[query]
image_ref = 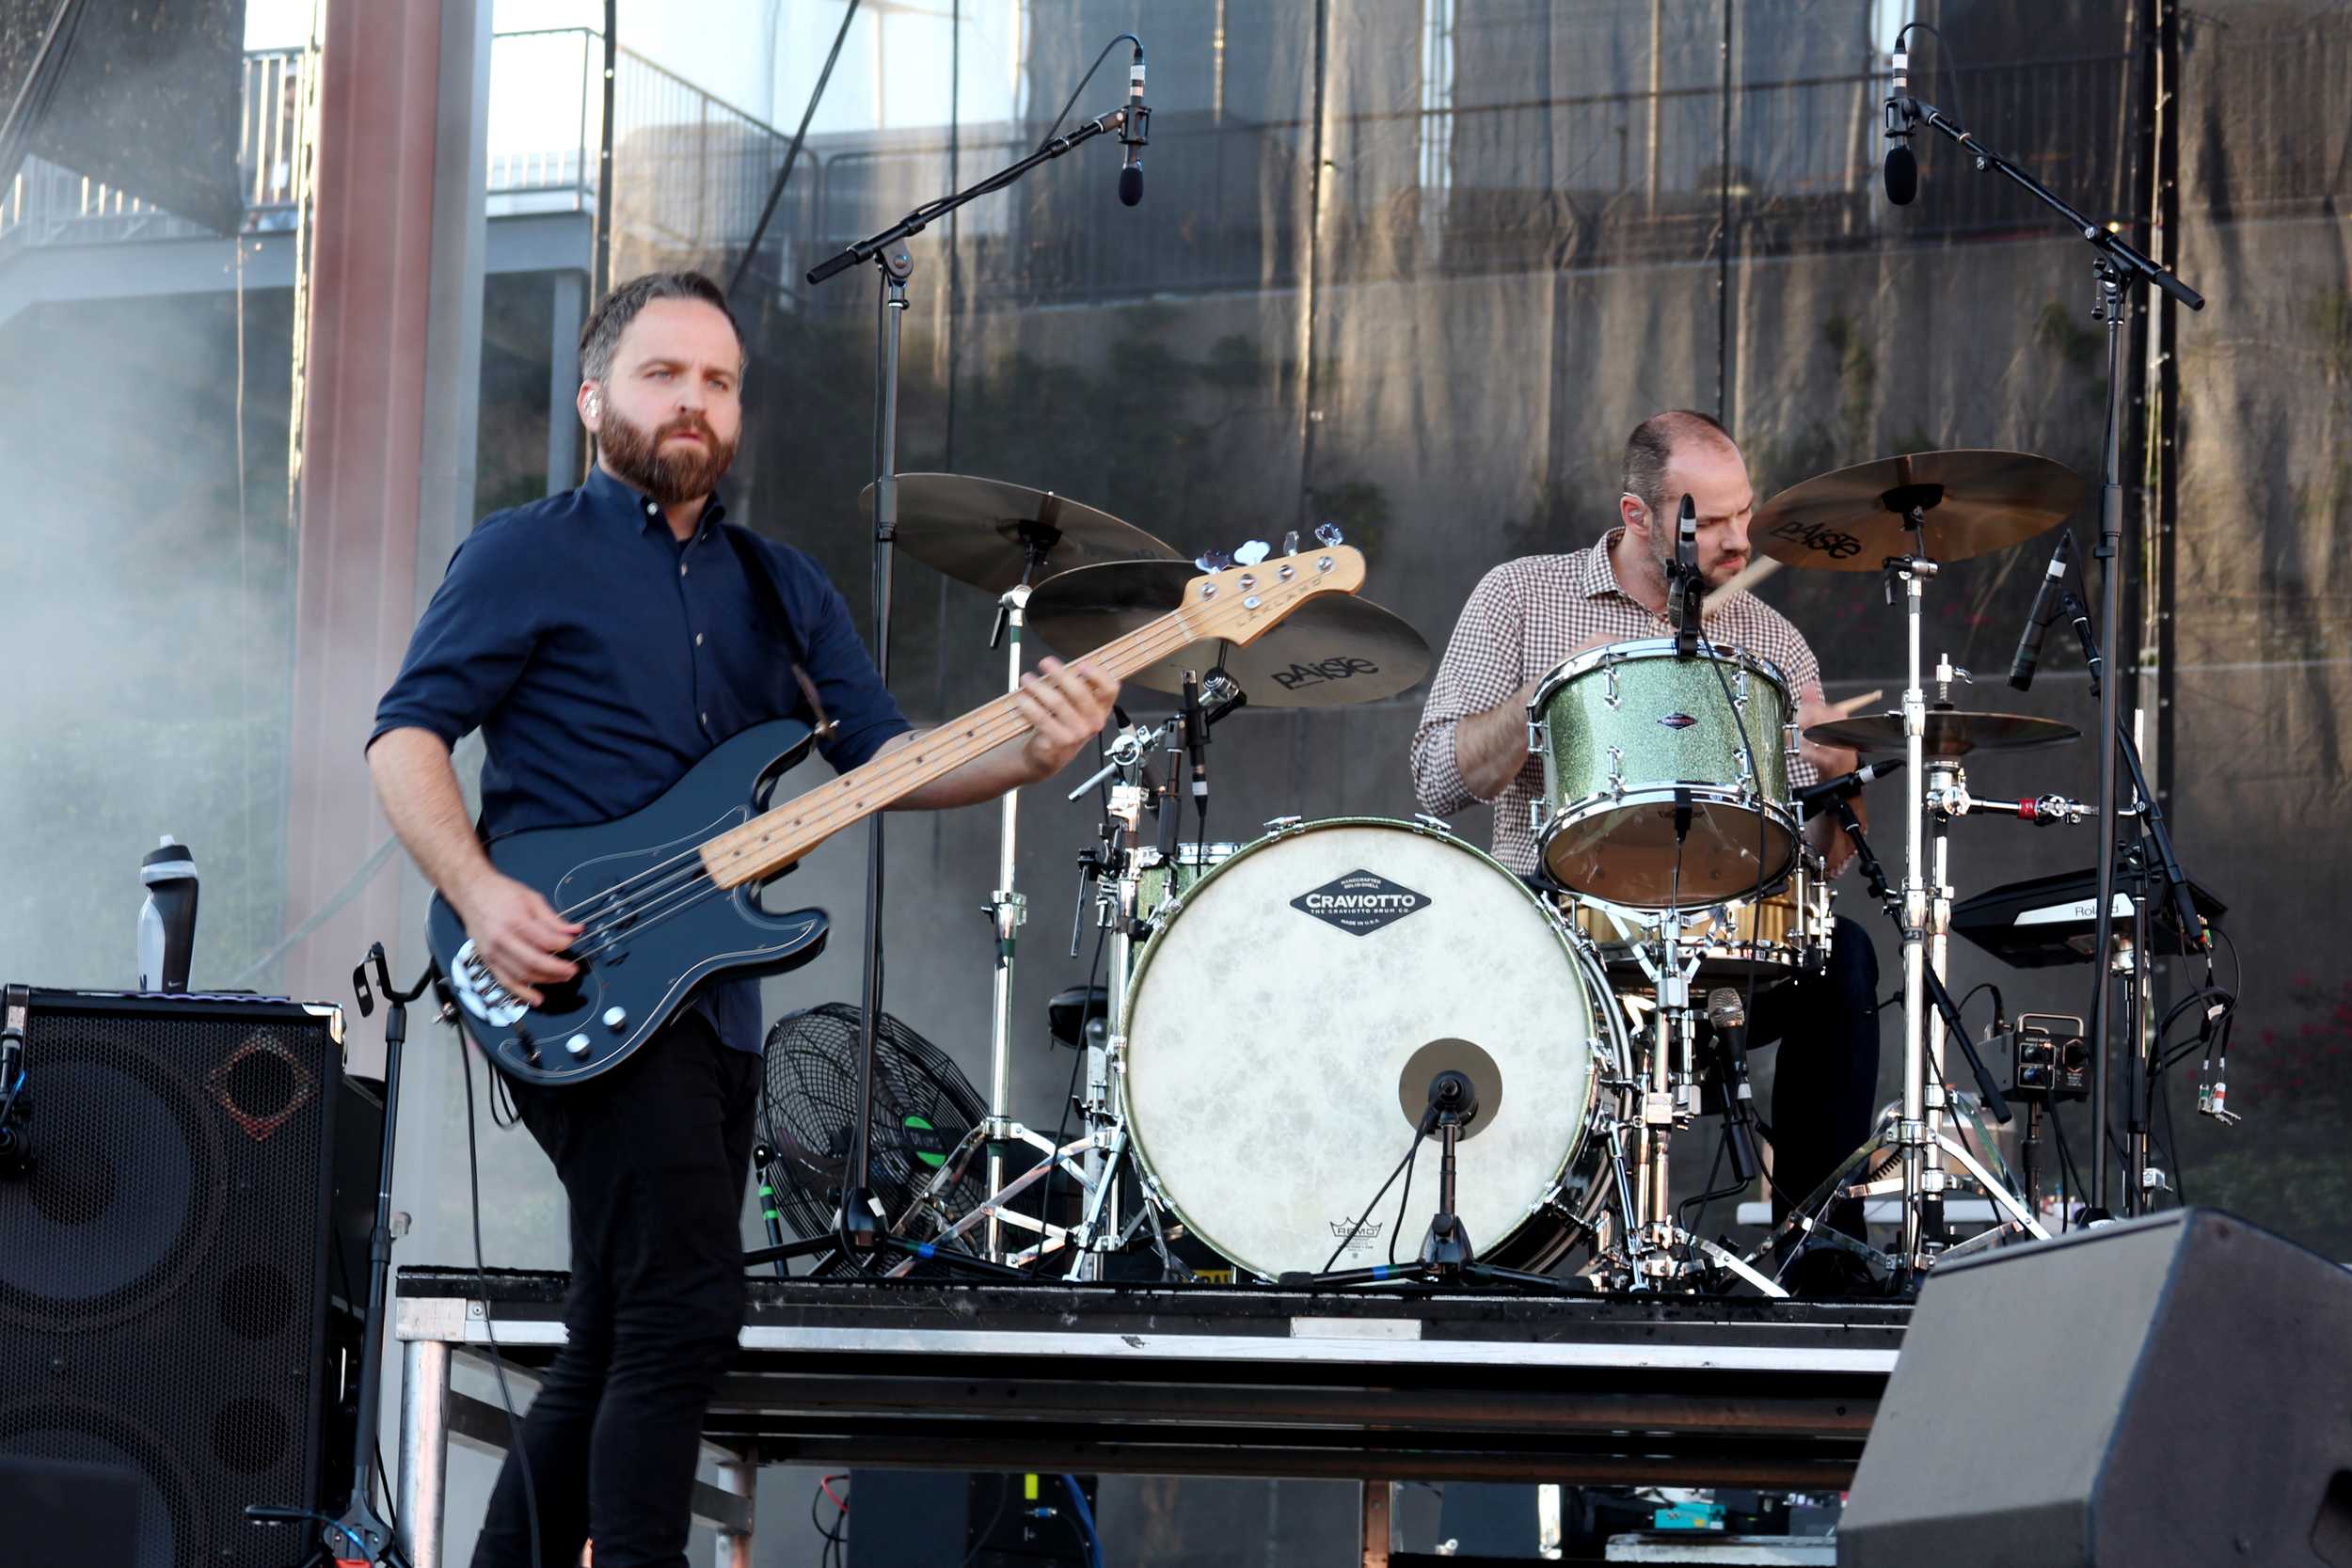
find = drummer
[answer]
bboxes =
[1409,408,1880,1293]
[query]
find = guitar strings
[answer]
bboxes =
[532,569,1340,976]
[547,599,1225,937]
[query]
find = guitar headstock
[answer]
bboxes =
[1178,542,1367,647]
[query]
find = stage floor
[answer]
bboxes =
[392,1265,1907,1567]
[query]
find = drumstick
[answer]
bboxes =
[1831,689,1883,716]
[1704,555,1781,611]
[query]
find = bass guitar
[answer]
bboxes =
[429,545,1366,1085]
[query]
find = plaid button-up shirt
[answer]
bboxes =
[1410,530,1825,877]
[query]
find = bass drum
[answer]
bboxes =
[1120,818,1622,1282]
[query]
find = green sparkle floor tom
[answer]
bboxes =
[1530,637,1800,906]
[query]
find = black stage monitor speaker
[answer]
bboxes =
[1840,1208,2352,1567]
[0,988,361,1568]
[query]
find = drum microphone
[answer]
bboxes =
[1181,670,1209,805]
[1794,757,1905,819]
[1117,41,1149,207]
[1670,493,1701,658]
[2008,529,2078,690]
[1883,45,1918,206]
[1706,988,1759,1184]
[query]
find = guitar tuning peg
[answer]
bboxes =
[1194,548,1236,573]
[1282,530,1300,556]
[1234,539,1271,565]
[1315,521,1345,546]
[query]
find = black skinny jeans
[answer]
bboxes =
[473,1009,761,1568]
[1745,913,1883,1242]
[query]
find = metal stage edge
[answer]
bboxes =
[393,1266,1909,1568]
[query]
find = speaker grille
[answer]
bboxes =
[0,991,345,1568]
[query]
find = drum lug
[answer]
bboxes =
[1603,661,1621,709]
[1529,798,1549,834]
[1410,813,1456,837]
[1607,746,1627,800]
[1734,746,1755,798]
[1784,719,1803,771]
[1732,665,1747,706]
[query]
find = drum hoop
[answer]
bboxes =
[1536,788,1801,902]
[1119,816,1612,1277]
[1531,636,1794,710]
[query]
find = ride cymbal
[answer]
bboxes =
[1024,559,1431,707]
[1754,450,2086,571]
[1804,709,2082,758]
[860,474,1183,594]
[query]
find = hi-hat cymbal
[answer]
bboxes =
[1024,560,1431,707]
[1754,450,2086,571]
[859,474,1183,595]
[1804,709,2082,758]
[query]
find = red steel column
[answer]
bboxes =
[282,0,447,1011]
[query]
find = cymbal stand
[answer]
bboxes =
[885,722,1193,1279]
[978,529,1062,1256]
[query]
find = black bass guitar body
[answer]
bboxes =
[426,719,828,1086]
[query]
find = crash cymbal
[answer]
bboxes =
[1024,560,1431,707]
[860,474,1183,595]
[1754,450,2086,571]
[1804,709,2082,758]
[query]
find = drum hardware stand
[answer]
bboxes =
[1741,779,2050,1291]
[977,529,1073,1256]
[1893,86,2204,1217]
[1605,917,1788,1298]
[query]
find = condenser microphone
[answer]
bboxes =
[1117,43,1149,207]
[2008,530,2077,690]
[1883,46,1918,206]
[1670,493,1701,658]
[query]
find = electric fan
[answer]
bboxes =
[760,1003,989,1260]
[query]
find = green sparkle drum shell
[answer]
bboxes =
[1531,638,1799,907]
[1135,842,1241,924]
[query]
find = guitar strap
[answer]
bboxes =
[721,524,834,736]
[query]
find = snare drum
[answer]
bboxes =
[1530,638,1800,906]
[1119,818,1624,1280]
[1565,851,1834,982]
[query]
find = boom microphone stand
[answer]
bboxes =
[1891,85,2203,1214]
[792,80,1143,1269]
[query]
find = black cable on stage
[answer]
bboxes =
[1324,1123,1426,1274]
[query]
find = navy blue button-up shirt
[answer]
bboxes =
[372,466,912,1053]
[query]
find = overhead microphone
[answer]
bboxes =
[1117,41,1149,207]
[1883,44,1918,206]
[2008,529,2078,690]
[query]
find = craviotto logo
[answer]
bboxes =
[1290,869,1430,935]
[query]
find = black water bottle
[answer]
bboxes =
[137,835,199,991]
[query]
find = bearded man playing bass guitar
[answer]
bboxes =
[367,271,1118,1568]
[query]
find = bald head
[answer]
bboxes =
[1621,409,1738,522]
[1616,408,1756,590]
